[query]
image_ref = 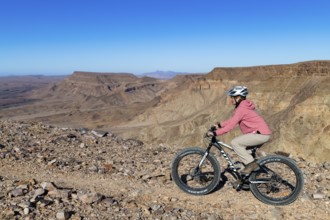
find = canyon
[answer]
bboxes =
[1,61,328,163]
[0,60,329,219]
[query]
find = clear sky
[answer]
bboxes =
[1,0,329,75]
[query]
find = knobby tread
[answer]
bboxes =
[249,155,304,206]
[171,147,221,195]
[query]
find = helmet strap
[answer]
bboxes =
[234,96,244,108]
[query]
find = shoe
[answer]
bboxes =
[240,160,259,175]
[231,179,242,189]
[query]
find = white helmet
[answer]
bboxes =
[227,86,248,97]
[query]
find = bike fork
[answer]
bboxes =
[198,151,209,168]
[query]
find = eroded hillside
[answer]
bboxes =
[118,61,330,163]
[0,71,177,127]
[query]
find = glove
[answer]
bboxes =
[207,131,216,137]
[214,122,222,129]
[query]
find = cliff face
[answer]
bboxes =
[120,61,330,162]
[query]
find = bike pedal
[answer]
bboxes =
[233,161,244,170]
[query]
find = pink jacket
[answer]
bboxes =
[215,99,272,136]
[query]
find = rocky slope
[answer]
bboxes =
[0,120,329,219]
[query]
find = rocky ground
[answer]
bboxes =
[0,120,329,220]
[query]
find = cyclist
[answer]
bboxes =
[208,86,272,175]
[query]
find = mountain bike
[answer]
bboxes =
[171,127,304,206]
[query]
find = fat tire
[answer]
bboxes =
[249,155,304,206]
[171,147,221,195]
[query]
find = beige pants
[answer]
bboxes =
[231,133,271,165]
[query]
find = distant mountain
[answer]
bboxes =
[138,70,190,79]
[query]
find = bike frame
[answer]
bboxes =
[201,136,240,173]
[200,136,274,184]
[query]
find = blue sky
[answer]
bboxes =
[0,0,329,75]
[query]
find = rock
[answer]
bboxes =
[23,207,30,215]
[70,213,83,220]
[323,162,330,170]
[78,192,103,204]
[56,210,71,220]
[316,175,323,182]
[48,159,57,165]
[16,184,29,190]
[165,168,172,181]
[41,182,57,191]
[124,139,144,147]
[151,203,162,211]
[38,198,53,207]
[103,197,119,206]
[88,165,98,172]
[10,188,27,197]
[0,143,5,149]
[141,205,151,216]
[312,193,325,199]
[32,188,46,198]
[300,192,311,202]
[18,201,32,209]
[67,134,77,139]
[91,130,108,137]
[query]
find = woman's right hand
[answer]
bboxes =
[214,122,221,129]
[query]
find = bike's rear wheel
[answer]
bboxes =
[171,147,221,195]
[249,155,304,206]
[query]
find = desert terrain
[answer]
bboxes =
[0,120,329,219]
[0,75,65,109]
[0,60,329,219]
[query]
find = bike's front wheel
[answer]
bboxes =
[171,147,221,195]
[249,155,304,206]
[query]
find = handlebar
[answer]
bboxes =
[210,126,217,132]
[204,126,217,139]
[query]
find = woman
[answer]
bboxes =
[210,86,272,175]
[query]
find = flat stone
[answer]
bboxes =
[32,188,46,198]
[18,201,32,209]
[41,182,57,191]
[38,198,53,207]
[78,192,103,204]
[103,197,118,206]
[312,193,325,199]
[10,188,26,197]
[91,130,108,137]
[48,159,57,165]
[56,210,71,219]
[48,189,70,199]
